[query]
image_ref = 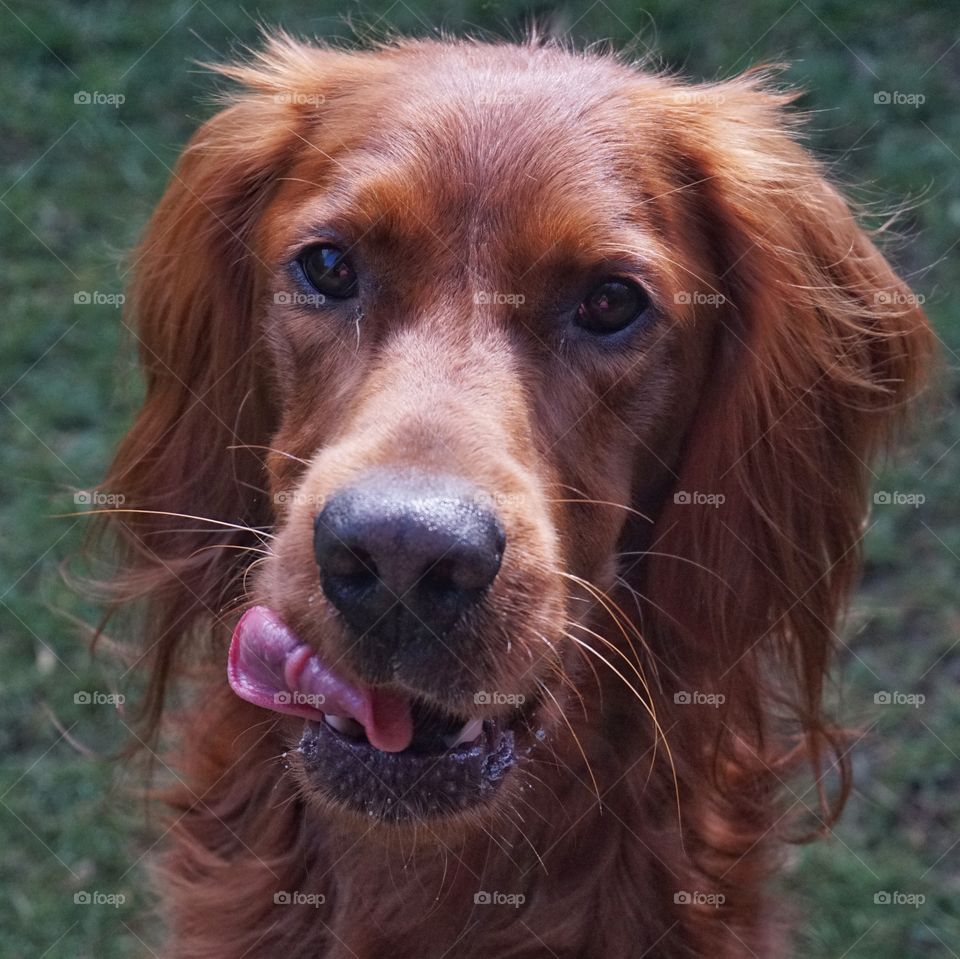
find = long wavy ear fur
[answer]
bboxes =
[99,36,348,739]
[645,72,933,822]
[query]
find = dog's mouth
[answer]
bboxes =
[227,606,524,821]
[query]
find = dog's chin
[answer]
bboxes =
[290,696,542,828]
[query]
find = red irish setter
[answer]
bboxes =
[99,35,931,958]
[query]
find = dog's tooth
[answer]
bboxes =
[445,718,484,748]
[323,714,365,739]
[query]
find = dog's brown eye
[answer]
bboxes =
[576,279,650,334]
[300,244,358,300]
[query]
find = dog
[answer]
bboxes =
[100,34,931,958]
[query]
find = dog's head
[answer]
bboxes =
[105,37,930,831]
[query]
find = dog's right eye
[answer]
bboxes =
[575,278,651,335]
[299,244,359,300]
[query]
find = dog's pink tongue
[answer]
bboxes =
[365,688,415,753]
[227,605,413,752]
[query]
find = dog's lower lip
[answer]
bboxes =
[297,713,520,821]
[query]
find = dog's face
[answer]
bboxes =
[116,40,929,836]
[235,47,717,825]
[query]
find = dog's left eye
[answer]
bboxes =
[300,244,358,300]
[576,279,651,335]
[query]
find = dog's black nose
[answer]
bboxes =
[314,470,505,640]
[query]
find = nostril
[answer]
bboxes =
[430,539,503,593]
[420,557,456,592]
[325,544,378,581]
[418,553,491,597]
[313,518,382,613]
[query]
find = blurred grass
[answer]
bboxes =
[0,1,957,956]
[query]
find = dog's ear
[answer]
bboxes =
[645,74,933,791]
[100,37,347,732]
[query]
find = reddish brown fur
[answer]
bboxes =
[99,35,932,958]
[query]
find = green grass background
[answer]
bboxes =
[1,1,957,956]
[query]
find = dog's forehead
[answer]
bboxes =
[276,53,655,256]
[353,44,639,156]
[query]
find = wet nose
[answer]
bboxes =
[313,470,505,638]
